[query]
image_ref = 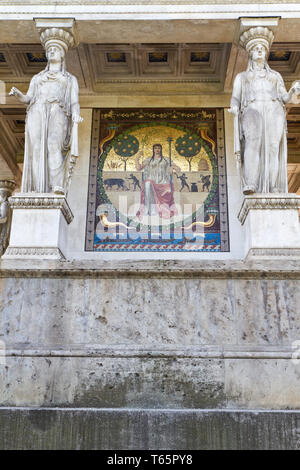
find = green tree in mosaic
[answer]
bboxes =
[175,134,201,171]
[113,134,139,171]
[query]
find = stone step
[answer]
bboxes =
[0,407,299,450]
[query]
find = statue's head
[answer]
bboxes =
[240,26,274,62]
[40,27,75,72]
[249,42,268,62]
[45,42,66,65]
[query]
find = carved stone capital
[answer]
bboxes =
[238,18,279,50]
[238,194,300,225]
[240,26,274,54]
[9,193,74,225]
[35,18,77,52]
[0,180,16,195]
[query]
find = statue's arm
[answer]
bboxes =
[280,78,300,104]
[70,76,83,123]
[9,76,35,104]
[228,74,242,115]
[275,73,291,104]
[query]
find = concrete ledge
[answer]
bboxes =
[1,259,300,279]
[0,408,300,450]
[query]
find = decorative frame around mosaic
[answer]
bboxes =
[85,108,229,252]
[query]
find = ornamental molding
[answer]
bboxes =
[2,345,299,361]
[238,194,300,225]
[96,78,220,84]
[3,247,65,260]
[247,248,300,259]
[3,4,300,22]
[8,194,74,224]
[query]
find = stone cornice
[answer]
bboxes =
[238,194,300,225]
[2,3,300,21]
[8,193,74,224]
[1,259,300,279]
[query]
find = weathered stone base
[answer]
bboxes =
[238,194,300,260]
[0,408,299,450]
[3,194,73,260]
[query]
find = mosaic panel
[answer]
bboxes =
[85,108,229,252]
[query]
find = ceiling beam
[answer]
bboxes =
[0,113,22,184]
[223,43,248,93]
[0,114,26,120]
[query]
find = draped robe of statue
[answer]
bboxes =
[137,156,177,219]
[22,67,80,193]
[231,62,288,193]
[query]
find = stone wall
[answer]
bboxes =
[1,259,300,410]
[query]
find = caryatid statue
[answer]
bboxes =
[9,28,83,195]
[0,181,16,257]
[229,26,300,195]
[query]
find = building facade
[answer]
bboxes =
[0,1,300,449]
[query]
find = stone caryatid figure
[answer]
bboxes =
[229,27,300,195]
[0,181,16,257]
[9,28,82,195]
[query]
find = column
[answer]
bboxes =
[231,18,300,259]
[4,19,81,260]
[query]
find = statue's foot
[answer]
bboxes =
[243,185,256,195]
[53,186,65,196]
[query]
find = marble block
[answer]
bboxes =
[2,194,73,260]
[238,194,300,259]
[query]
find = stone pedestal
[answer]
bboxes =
[3,194,73,260]
[238,194,300,259]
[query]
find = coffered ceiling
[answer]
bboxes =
[0,41,300,191]
[1,41,300,92]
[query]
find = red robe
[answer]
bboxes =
[136,179,178,220]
